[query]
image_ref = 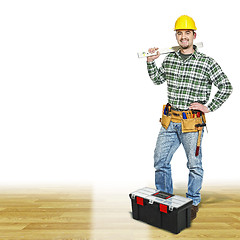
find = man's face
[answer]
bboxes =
[175,30,196,49]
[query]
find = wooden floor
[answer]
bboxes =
[0,185,239,240]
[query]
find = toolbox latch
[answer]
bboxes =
[131,194,135,200]
[136,197,144,206]
[159,204,168,213]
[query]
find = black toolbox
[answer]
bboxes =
[129,187,193,234]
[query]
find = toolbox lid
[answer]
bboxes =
[130,187,192,209]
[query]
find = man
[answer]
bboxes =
[146,15,233,220]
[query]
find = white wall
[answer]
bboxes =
[0,0,238,187]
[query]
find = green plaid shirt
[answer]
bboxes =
[147,46,233,111]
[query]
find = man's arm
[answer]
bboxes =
[147,47,166,85]
[189,58,233,113]
[206,59,233,111]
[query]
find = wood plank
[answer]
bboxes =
[0,186,239,239]
[23,222,92,230]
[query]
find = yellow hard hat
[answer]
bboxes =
[174,15,197,31]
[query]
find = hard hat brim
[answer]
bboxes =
[174,28,197,31]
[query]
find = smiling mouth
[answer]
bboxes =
[179,40,190,49]
[181,40,188,44]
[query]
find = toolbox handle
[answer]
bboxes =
[149,200,154,204]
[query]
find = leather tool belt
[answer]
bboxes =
[160,103,206,156]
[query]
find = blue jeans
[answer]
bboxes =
[154,121,204,206]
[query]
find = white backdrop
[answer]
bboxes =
[0,0,239,187]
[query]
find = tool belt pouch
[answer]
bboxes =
[160,114,171,130]
[181,118,202,133]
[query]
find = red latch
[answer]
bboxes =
[136,197,144,206]
[160,204,168,213]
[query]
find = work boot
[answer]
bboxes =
[191,205,199,221]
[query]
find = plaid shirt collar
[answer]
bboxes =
[175,45,199,60]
